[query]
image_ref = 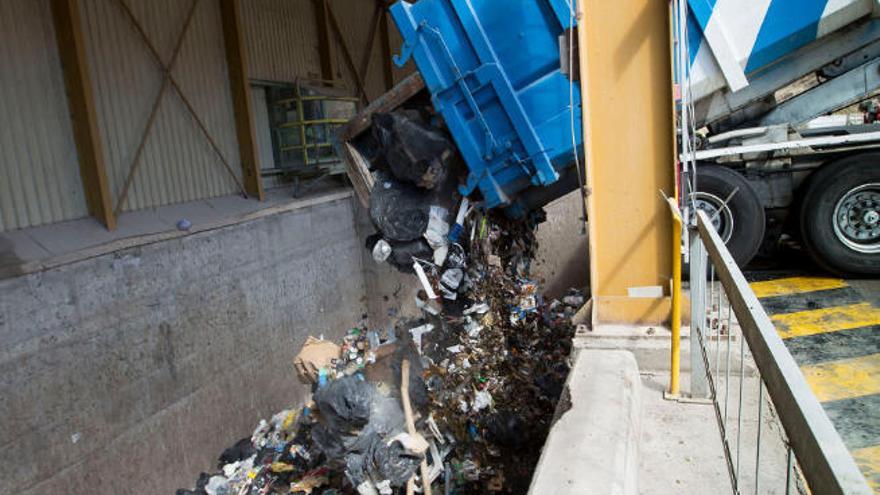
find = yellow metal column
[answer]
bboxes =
[577,0,675,325]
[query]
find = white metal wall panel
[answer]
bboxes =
[241,0,323,83]
[80,0,240,213]
[0,0,88,232]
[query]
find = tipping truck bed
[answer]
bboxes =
[339,0,584,218]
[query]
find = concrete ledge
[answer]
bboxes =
[573,324,755,376]
[529,349,641,495]
[0,189,353,279]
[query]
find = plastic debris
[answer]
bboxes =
[372,239,392,262]
[409,324,434,355]
[424,206,450,249]
[204,476,229,495]
[413,261,438,300]
[472,390,492,412]
[388,432,430,456]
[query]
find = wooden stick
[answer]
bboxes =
[401,359,433,495]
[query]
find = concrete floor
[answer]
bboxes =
[573,325,796,494]
[639,368,796,495]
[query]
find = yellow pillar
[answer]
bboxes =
[577,0,676,325]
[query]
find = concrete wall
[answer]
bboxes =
[533,190,590,298]
[0,195,368,494]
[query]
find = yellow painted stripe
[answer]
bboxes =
[750,276,847,298]
[851,445,880,492]
[772,303,880,339]
[800,354,880,402]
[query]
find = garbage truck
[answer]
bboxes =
[341,0,880,275]
[679,0,880,275]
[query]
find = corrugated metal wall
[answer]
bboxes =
[241,0,323,83]
[80,0,241,213]
[0,0,88,232]
[240,0,409,98]
[0,0,411,232]
[334,0,387,100]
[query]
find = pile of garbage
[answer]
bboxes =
[176,110,584,494]
[176,211,582,495]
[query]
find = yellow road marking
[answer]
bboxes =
[750,276,847,298]
[771,303,880,339]
[851,445,880,492]
[800,354,880,402]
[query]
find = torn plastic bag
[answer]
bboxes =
[370,175,432,242]
[371,111,454,190]
[312,385,407,461]
[313,376,373,434]
[423,206,450,249]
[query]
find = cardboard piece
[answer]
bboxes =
[293,336,341,384]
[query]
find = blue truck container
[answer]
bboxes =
[390,0,583,215]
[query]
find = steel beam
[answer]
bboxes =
[758,58,880,127]
[577,0,675,325]
[325,1,370,103]
[220,0,264,200]
[314,0,337,82]
[379,6,395,91]
[50,0,116,230]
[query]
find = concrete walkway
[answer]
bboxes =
[530,325,796,494]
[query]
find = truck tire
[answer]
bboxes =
[691,166,765,267]
[799,154,880,276]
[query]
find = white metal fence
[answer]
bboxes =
[688,210,871,495]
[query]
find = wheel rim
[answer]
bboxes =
[832,183,880,254]
[689,192,734,243]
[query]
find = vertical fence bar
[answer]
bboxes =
[755,381,764,494]
[715,279,721,390]
[786,445,794,495]
[724,296,733,427]
[736,325,745,483]
[689,228,710,398]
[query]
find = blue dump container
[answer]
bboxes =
[390,0,583,216]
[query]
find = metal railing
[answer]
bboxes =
[681,210,871,495]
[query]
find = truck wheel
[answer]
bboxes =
[800,154,880,276]
[690,166,765,267]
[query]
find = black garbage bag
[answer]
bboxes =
[372,111,454,190]
[365,233,433,274]
[311,422,347,459]
[344,432,422,487]
[370,176,432,242]
[217,437,255,468]
[313,376,373,434]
